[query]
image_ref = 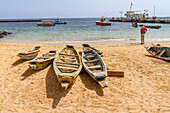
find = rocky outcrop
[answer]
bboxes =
[0,31,12,38]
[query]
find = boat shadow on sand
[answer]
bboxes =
[45,65,70,108]
[79,68,104,96]
[20,68,41,81]
[11,59,25,67]
[45,65,104,108]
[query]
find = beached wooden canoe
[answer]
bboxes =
[53,44,82,89]
[82,48,108,87]
[82,44,103,55]
[29,50,57,70]
[139,24,161,29]
[145,45,170,61]
[17,46,41,60]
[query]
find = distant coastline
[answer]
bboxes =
[0,16,170,20]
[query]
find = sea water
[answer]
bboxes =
[0,18,170,44]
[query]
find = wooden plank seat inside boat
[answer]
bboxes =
[58,73,76,78]
[155,47,164,55]
[91,70,102,73]
[56,61,80,66]
[84,59,100,63]
[56,64,79,68]
[56,61,80,72]
[83,54,97,58]
[60,57,77,62]
[147,46,152,50]
[59,53,79,57]
[158,50,166,57]
[84,50,92,53]
[88,65,102,69]
[57,66,78,71]
[38,56,50,59]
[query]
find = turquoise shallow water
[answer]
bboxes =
[0,18,170,44]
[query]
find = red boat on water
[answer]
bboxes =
[37,20,55,26]
[96,16,111,26]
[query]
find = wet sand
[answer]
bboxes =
[0,42,170,112]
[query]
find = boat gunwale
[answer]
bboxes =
[145,46,170,61]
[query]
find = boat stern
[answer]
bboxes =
[98,80,108,87]
[17,53,24,57]
[61,82,71,90]
[58,73,76,89]
[95,74,108,87]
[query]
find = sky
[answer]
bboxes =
[0,0,170,19]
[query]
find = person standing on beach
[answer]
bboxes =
[140,25,147,44]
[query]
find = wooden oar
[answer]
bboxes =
[107,67,124,77]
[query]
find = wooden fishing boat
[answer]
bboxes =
[132,23,138,27]
[17,46,41,60]
[37,20,55,26]
[82,48,108,87]
[96,16,111,26]
[54,19,67,24]
[53,44,82,89]
[145,44,170,61]
[96,21,111,26]
[29,50,57,70]
[139,24,161,29]
[82,44,103,55]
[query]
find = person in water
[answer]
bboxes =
[140,24,147,44]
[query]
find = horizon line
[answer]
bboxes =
[1,16,170,20]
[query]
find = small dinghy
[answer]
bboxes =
[132,23,138,27]
[145,44,170,61]
[29,50,57,70]
[53,44,82,89]
[17,46,41,60]
[82,47,108,87]
[54,19,67,24]
[139,24,161,29]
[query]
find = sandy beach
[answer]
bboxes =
[0,42,170,112]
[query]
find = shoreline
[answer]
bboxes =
[1,39,170,46]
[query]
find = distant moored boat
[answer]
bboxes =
[37,20,55,26]
[139,24,161,29]
[96,16,111,26]
[54,19,67,24]
[132,23,138,27]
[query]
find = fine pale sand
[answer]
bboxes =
[0,42,170,113]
